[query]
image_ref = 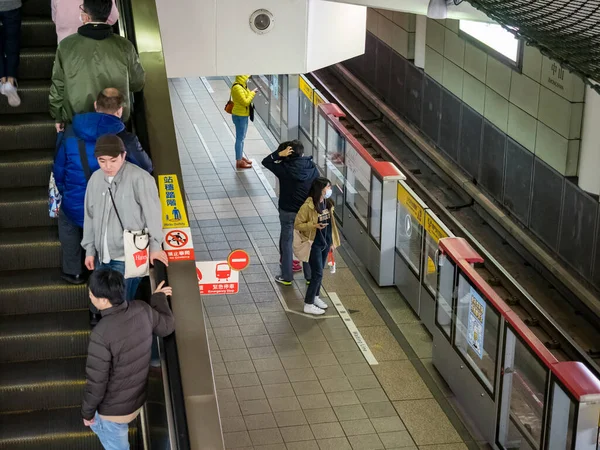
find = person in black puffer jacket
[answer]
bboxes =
[81,268,175,450]
[262,140,319,285]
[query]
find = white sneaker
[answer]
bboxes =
[1,81,21,107]
[313,296,328,309]
[304,303,325,315]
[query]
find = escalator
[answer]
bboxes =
[0,0,135,448]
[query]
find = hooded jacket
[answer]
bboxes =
[52,112,153,227]
[49,23,145,124]
[231,75,255,117]
[81,161,163,261]
[262,149,319,213]
[81,292,175,420]
[51,0,119,43]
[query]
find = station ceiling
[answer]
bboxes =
[462,0,600,92]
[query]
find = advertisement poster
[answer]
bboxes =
[467,288,486,359]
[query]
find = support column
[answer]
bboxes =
[414,14,427,69]
[578,84,600,196]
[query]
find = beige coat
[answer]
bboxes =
[294,197,341,249]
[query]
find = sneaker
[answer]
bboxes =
[306,280,311,285]
[292,262,303,273]
[275,275,292,286]
[304,303,325,315]
[1,81,21,107]
[314,296,328,309]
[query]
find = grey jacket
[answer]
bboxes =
[0,0,21,11]
[82,162,163,261]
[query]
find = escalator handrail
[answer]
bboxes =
[113,0,192,447]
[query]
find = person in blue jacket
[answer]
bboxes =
[262,140,319,286]
[53,88,153,284]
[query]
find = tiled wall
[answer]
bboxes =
[347,9,600,294]
[423,17,585,177]
[366,8,415,60]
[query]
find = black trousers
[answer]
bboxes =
[0,7,21,79]
[304,244,329,305]
[58,212,84,276]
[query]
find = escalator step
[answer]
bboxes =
[0,357,86,412]
[0,227,60,271]
[0,187,53,229]
[17,48,55,81]
[21,0,51,18]
[0,114,56,151]
[0,80,51,115]
[21,18,57,49]
[0,310,90,363]
[0,407,139,450]
[0,268,87,315]
[0,149,54,189]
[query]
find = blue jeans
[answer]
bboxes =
[0,7,21,79]
[305,244,329,304]
[232,114,249,161]
[279,209,310,281]
[90,260,141,313]
[89,412,130,450]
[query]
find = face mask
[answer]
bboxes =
[80,13,85,23]
[324,188,332,199]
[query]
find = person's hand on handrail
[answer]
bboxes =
[154,280,172,297]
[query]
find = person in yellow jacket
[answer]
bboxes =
[231,75,257,169]
[294,177,341,315]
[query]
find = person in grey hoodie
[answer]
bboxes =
[82,135,168,325]
[0,0,22,107]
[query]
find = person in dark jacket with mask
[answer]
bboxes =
[262,140,319,285]
[53,88,152,285]
[82,268,175,450]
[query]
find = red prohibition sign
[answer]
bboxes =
[166,230,188,248]
[228,249,250,271]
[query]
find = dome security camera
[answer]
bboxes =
[250,9,274,35]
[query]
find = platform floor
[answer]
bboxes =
[169,77,483,450]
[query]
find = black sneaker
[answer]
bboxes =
[275,276,292,286]
[61,273,87,285]
[89,311,101,327]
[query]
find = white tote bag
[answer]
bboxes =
[292,229,313,263]
[109,187,150,279]
[123,228,150,279]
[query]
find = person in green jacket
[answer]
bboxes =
[49,0,145,132]
[231,75,257,169]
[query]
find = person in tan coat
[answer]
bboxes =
[294,177,341,315]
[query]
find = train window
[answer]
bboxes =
[454,273,499,394]
[498,327,549,450]
[370,174,382,244]
[346,143,371,227]
[325,125,346,225]
[435,253,455,340]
